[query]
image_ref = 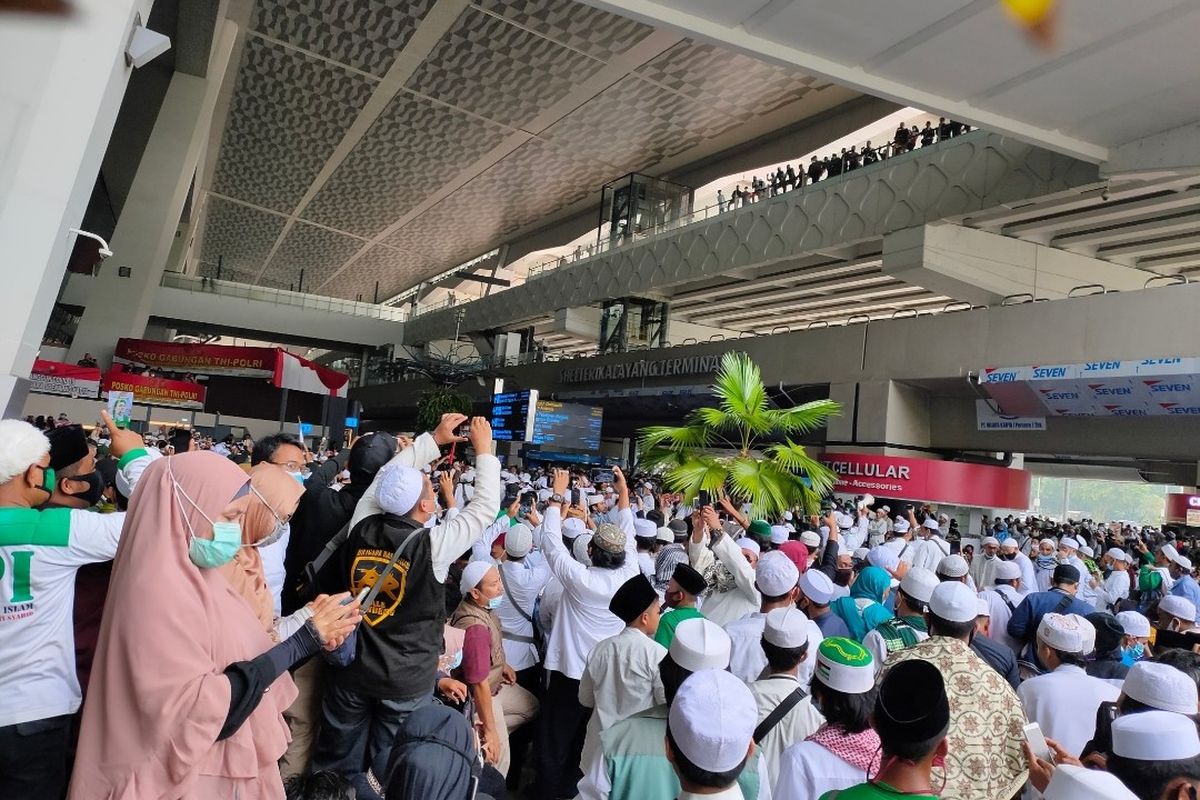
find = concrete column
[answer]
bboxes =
[0,0,154,415]
[883,223,1156,306]
[68,22,236,367]
[826,380,931,452]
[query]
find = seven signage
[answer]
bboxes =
[980,357,1200,417]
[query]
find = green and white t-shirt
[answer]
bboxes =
[0,448,157,727]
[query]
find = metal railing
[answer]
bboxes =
[408,129,989,319]
[160,272,410,322]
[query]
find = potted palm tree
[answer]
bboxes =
[638,351,840,517]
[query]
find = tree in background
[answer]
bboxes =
[415,387,474,434]
[638,351,840,517]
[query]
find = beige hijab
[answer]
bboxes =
[219,463,304,633]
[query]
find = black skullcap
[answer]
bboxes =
[668,519,689,536]
[875,660,950,746]
[348,431,397,486]
[46,424,90,470]
[1053,563,1080,584]
[672,562,707,596]
[1087,611,1124,656]
[609,574,658,624]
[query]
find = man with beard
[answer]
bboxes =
[969,536,1002,589]
[1001,537,1037,593]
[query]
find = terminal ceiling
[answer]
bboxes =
[196,0,858,301]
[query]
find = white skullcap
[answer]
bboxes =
[1106,547,1130,563]
[1043,764,1137,800]
[1123,661,1200,714]
[736,537,761,556]
[937,554,969,578]
[867,545,899,573]
[976,598,991,617]
[799,569,835,605]
[505,523,533,558]
[669,618,732,672]
[633,518,657,538]
[922,517,941,532]
[562,517,586,538]
[755,551,800,597]
[1116,610,1152,638]
[1080,545,1095,559]
[814,637,875,694]
[783,522,796,533]
[1000,538,1018,550]
[929,581,977,623]
[1162,543,1180,561]
[783,510,793,521]
[893,518,911,534]
[993,560,1022,581]
[1059,536,1080,551]
[938,513,949,522]
[1037,612,1093,654]
[769,525,789,545]
[1170,550,1194,571]
[852,547,869,561]
[375,462,424,516]
[1159,594,1198,623]
[899,567,938,604]
[880,505,891,513]
[0,419,50,484]
[763,607,810,649]
[836,513,854,530]
[459,561,495,595]
[571,534,593,565]
[669,670,756,773]
[981,536,1000,548]
[656,527,675,544]
[800,530,821,549]
[1111,710,1200,761]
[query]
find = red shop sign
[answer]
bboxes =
[820,451,1031,509]
[1165,494,1200,523]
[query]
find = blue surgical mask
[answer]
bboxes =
[1122,643,1145,667]
[449,649,463,670]
[188,521,244,568]
[288,471,305,485]
[487,596,504,610]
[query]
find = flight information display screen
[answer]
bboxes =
[490,389,537,442]
[532,400,603,452]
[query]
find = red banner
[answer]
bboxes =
[820,451,1032,510]
[29,359,101,398]
[1166,493,1200,525]
[114,338,275,377]
[103,367,206,409]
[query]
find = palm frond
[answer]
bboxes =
[763,440,839,497]
[638,446,690,474]
[712,352,768,424]
[638,424,711,452]
[664,456,729,503]
[726,458,793,518]
[693,406,735,431]
[766,399,842,436]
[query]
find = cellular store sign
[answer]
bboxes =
[820,451,1031,510]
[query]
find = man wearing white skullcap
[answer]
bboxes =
[978,559,1026,657]
[1116,610,1152,666]
[1095,548,1132,612]
[668,670,759,800]
[863,567,936,671]
[1018,613,1120,756]
[867,506,891,548]
[494,521,552,713]
[884,582,1029,800]
[1107,710,1200,800]
[577,619,770,800]
[315,415,501,775]
[999,536,1038,595]
[535,468,640,799]
[725,552,823,689]
[798,568,852,640]
[769,525,790,547]
[1158,595,1199,633]
[969,535,1002,590]
[1057,536,1099,609]
[909,516,950,574]
[633,517,659,579]
[451,561,538,776]
[1040,763,1138,800]
[1165,544,1200,625]
[685,504,760,628]
[748,608,823,788]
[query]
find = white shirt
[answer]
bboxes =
[680,788,743,800]
[259,522,290,619]
[1018,664,1120,756]
[750,674,825,789]
[1095,569,1131,611]
[774,740,866,800]
[351,434,500,582]
[539,505,638,680]
[579,626,666,772]
[910,534,950,573]
[725,611,823,689]
[687,533,760,627]
[981,584,1025,656]
[970,553,1000,590]
[1014,550,1038,594]
[497,556,552,670]
[842,517,869,552]
[637,551,655,580]
[0,449,158,727]
[538,576,564,635]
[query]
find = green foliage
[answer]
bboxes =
[638,351,840,517]
[415,387,474,433]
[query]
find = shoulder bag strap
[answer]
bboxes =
[753,687,807,744]
[297,519,352,600]
[998,589,1018,614]
[498,566,537,644]
[360,525,424,611]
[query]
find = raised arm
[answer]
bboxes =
[430,418,501,580]
[708,506,758,603]
[351,414,464,528]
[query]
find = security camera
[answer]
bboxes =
[125,24,171,69]
[69,229,113,259]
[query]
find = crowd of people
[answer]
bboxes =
[1,409,1198,800]
[717,117,972,212]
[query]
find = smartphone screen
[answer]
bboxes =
[1023,722,1051,763]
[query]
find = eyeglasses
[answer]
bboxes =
[269,459,304,472]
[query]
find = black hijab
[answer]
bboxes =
[384,705,478,800]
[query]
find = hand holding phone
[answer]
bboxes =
[1023,722,1052,764]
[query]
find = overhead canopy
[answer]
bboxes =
[113,338,348,397]
[980,357,1200,417]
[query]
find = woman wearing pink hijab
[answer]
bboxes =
[69,451,360,799]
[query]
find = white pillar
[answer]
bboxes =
[0,0,154,415]
[69,22,236,367]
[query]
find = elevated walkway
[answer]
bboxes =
[61,272,406,350]
[401,130,1100,345]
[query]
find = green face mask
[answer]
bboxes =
[42,467,56,494]
[187,520,243,569]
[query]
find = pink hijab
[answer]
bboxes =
[69,451,298,799]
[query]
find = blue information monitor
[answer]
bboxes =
[491,389,538,442]
[344,416,359,429]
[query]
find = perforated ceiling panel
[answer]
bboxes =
[200,0,835,302]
